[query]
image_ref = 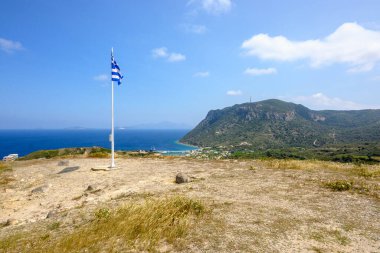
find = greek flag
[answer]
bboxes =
[111,52,123,85]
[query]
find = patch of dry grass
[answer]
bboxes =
[257,159,380,174]
[0,175,15,186]
[0,161,14,186]
[310,228,350,246]
[256,159,380,199]
[0,161,11,173]
[0,195,209,252]
[256,159,357,171]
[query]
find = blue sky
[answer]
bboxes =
[1,0,380,129]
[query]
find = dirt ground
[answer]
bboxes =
[1,157,379,252]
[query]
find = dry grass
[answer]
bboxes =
[256,159,359,171]
[0,175,15,186]
[0,161,14,186]
[255,159,380,199]
[0,195,208,253]
[0,161,11,173]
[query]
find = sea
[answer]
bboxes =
[0,129,197,158]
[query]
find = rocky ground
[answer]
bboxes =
[0,157,379,252]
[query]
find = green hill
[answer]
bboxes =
[180,99,380,149]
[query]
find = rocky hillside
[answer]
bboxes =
[180,99,380,149]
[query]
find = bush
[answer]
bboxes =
[324,180,353,191]
[19,150,59,160]
[88,152,109,158]
[94,208,111,220]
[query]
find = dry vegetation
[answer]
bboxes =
[255,159,380,199]
[0,157,379,252]
[0,196,207,252]
[0,161,14,187]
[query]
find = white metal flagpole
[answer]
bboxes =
[111,47,115,168]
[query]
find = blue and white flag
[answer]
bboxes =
[111,51,123,85]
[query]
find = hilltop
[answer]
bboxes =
[180,99,380,149]
[0,157,379,252]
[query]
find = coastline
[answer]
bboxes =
[175,140,199,150]
[0,129,192,158]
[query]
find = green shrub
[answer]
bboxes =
[324,180,353,191]
[19,150,60,160]
[94,208,111,220]
[88,152,109,158]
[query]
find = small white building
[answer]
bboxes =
[2,154,18,161]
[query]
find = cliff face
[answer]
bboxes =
[180,99,380,149]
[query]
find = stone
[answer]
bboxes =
[86,184,98,192]
[58,160,69,166]
[175,172,190,184]
[58,166,80,174]
[46,210,58,219]
[31,185,49,194]
[5,218,17,226]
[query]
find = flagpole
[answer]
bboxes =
[111,48,115,168]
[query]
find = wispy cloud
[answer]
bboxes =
[93,74,108,81]
[188,0,232,15]
[181,24,207,34]
[241,23,380,72]
[194,71,210,77]
[152,47,168,58]
[152,47,186,62]
[290,93,378,110]
[0,38,23,53]
[168,53,186,62]
[226,90,242,96]
[244,67,277,76]
[202,0,232,14]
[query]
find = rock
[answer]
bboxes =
[58,166,80,174]
[31,185,49,194]
[58,160,69,166]
[5,218,17,226]
[46,210,58,219]
[175,172,190,184]
[86,184,98,192]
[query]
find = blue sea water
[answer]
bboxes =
[0,129,196,158]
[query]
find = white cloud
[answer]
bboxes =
[181,24,207,34]
[152,47,168,58]
[241,22,380,72]
[244,67,277,76]
[0,38,23,53]
[194,71,210,77]
[168,53,186,62]
[93,74,108,81]
[226,90,242,96]
[188,0,232,15]
[290,93,378,110]
[152,47,186,63]
[202,0,231,14]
